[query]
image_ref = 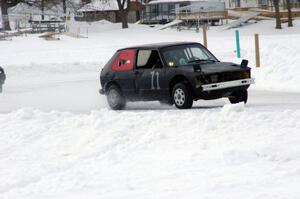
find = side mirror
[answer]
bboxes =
[241,59,248,68]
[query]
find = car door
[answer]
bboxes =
[134,49,167,100]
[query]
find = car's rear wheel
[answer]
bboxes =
[106,85,126,110]
[172,83,193,109]
[229,89,248,104]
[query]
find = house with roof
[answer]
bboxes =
[224,0,266,8]
[76,0,143,23]
[141,0,226,24]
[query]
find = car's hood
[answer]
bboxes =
[199,62,247,74]
[182,62,247,74]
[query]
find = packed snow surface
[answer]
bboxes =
[1,107,300,199]
[1,19,300,199]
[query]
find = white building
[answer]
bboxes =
[141,0,226,24]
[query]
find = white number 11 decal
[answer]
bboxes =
[151,71,160,90]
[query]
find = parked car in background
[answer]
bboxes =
[0,66,6,93]
[99,42,254,110]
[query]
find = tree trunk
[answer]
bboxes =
[116,0,130,29]
[120,10,128,29]
[63,0,67,13]
[63,0,67,21]
[41,0,44,20]
[286,0,293,27]
[273,0,282,29]
[0,0,11,30]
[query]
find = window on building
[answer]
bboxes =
[168,4,175,13]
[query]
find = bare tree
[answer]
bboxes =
[62,0,67,20]
[63,0,66,13]
[273,0,282,29]
[286,0,293,27]
[0,0,10,30]
[116,0,130,29]
[0,0,19,30]
[41,0,45,20]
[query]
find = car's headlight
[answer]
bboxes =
[240,71,250,79]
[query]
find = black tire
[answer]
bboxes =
[106,85,126,110]
[229,89,248,104]
[172,83,193,109]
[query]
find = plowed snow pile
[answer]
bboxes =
[1,19,300,199]
[1,107,300,199]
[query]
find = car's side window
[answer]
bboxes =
[112,49,135,71]
[136,50,162,69]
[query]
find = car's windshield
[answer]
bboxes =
[162,44,218,67]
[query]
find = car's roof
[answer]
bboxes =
[118,42,200,51]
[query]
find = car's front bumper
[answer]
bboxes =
[201,78,255,91]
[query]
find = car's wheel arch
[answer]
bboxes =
[169,75,194,97]
[105,81,122,94]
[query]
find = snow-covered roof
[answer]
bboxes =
[77,0,126,12]
[8,2,64,16]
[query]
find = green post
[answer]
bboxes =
[235,30,241,58]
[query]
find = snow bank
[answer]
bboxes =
[0,107,300,198]
[221,102,245,113]
[251,35,300,92]
[66,19,118,34]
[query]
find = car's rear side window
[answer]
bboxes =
[112,49,135,71]
[136,50,162,69]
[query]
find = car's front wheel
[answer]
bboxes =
[229,89,248,104]
[106,85,126,110]
[172,83,193,109]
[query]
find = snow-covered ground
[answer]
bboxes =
[0,19,300,199]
